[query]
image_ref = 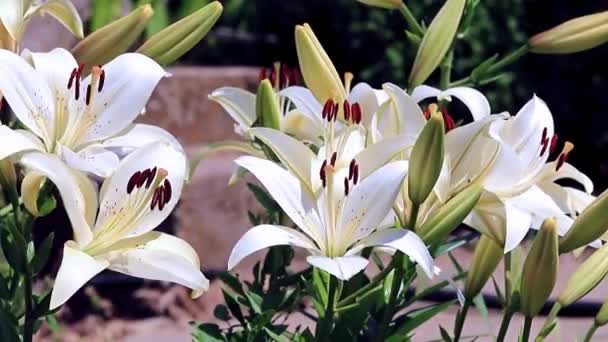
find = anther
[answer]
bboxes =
[541,127,548,143]
[74,78,80,100]
[259,68,267,81]
[67,68,78,89]
[353,164,359,184]
[98,69,106,92]
[163,179,172,203]
[145,167,157,188]
[151,188,161,210]
[158,187,166,210]
[352,103,362,124]
[322,100,333,120]
[343,100,351,121]
[349,159,355,180]
[330,152,337,166]
[85,85,92,105]
[332,101,339,121]
[550,134,559,154]
[290,69,300,85]
[441,108,456,132]
[344,177,349,196]
[320,160,327,187]
[555,142,574,171]
[127,171,142,194]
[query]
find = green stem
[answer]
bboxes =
[496,308,514,342]
[453,301,470,342]
[337,260,396,308]
[402,271,467,307]
[583,321,599,342]
[398,2,424,36]
[486,44,529,74]
[409,204,420,231]
[376,252,406,342]
[23,269,34,342]
[440,50,454,90]
[316,275,338,340]
[504,252,512,306]
[522,316,533,342]
[535,302,562,341]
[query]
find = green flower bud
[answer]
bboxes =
[295,23,346,104]
[72,5,153,68]
[520,218,559,317]
[137,1,223,66]
[595,298,608,326]
[529,11,608,54]
[408,0,466,87]
[559,189,608,253]
[558,244,608,307]
[408,104,445,205]
[256,79,281,130]
[464,235,503,301]
[356,0,403,9]
[419,184,483,245]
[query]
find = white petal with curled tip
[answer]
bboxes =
[0,0,23,40]
[58,144,119,178]
[503,202,532,252]
[21,171,46,217]
[20,152,93,245]
[354,134,412,180]
[28,0,84,39]
[411,85,441,102]
[347,228,435,278]
[95,142,186,238]
[306,255,369,281]
[441,87,491,120]
[68,168,99,227]
[80,53,167,143]
[383,83,426,139]
[50,242,109,309]
[280,86,323,119]
[539,162,593,194]
[235,156,324,245]
[0,50,55,145]
[282,110,323,144]
[0,125,44,160]
[105,232,209,298]
[338,161,409,246]
[30,48,78,99]
[209,87,256,129]
[248,127,316,189]
[228,225,318,270]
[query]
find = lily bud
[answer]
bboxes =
[559,189,608,253]
[295,23,346,104]
[72,5,153,68]
[595,298,608,326]
[520,218,559,317]
[558,244,608,307]
[0,159,16,189]
[408,105,445,205]
[419,184,483,245]
[408,0,466,87]
[256,79,281,130]
[137,1,223,66]
[464,235,503,301]
[529,11,608,54]
[356,0,403,9]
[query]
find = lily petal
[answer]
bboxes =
[209,87,256,130]
[0,50,55,145]
[382,83,426,139]
[441,87,491,120]
[349,82,380,126]
[106,231,209,298]
[0,125,44,160]
[21,171,46,217]
[58,144,119,178]
[504,202,532,252]
[50,242,109,309]
[306,255,368,281]
[30,48,78,100]
[354,134,412,180]
[100,124,183,158]
[20,152,93,245]
[228,224,318,270]
[411,85,441,102]
[80,53,167,143]
[0,0,23,40]
[282,110,323,144]
[279,86,323,119]
[540,162,593,194]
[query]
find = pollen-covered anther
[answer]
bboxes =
[330,152,337,166]
[441,108,456,132]
[127,171,142,194]
[550,134,559,154]
[348,159,356,180]
[322,99,334,120]
[67,68,78,89]
[344,177,349,196]
[352,103,362,124]
[555,141,574,171]
[343,100,351,121]
[319,160,328,187]
[353,164,359,184]
[145,167,157,188]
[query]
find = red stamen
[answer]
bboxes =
[74,78,80,100]
[151,188,160,210]
[556,154,567,171]
[320,160,327,187]
[98,69,105,92]
[85,85,92,105]
[353,164,359,184]
[442,109,456,132]
[330,152,337,166]
[290,69,300,85]
[348,159,355,180]
[541,127,548,144]
[332,102,339,121]
[145,167,157,188]
[163,179,172,203]
[259,68,267,81]
[127,171,142,194]
[270,70,277,87]
[322,100,333,120]
[352,103,362,124]
[540,140,549,156]
[550,134,559,154]
[157,186,166,210]
[67,68,78,89]
[343,100,351,121]
[344,177,349,196]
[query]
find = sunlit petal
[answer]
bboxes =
[306,255,368,281]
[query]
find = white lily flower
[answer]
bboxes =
[228,156,436,280]
[20,142,208,309]
[0,48,176,178]
[451,95,594,251]
[0,0,83,48]
[411,84,492,121]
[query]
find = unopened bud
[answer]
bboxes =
[256,79,281,130]
[137,1,223,66]
[520,218,559,317]
[464,235,503,301]
[295,23,346,105]
[408,0,466,87]
[408,105,445,205]
[72,5,153,69]
[558,244,608,307]
[595,298,608,326]
[559,189,608,254]
[529,11,608,54]
[419,184,483,245]
[356,0,403,9]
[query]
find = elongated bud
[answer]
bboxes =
[464,235,503,302]
[558,244,608,307]
[256,79,281,130]
[520,218,559,317]
[0,159,16,189]
[295,23,346,104]
[408,0,466,87]
[559,188,608,253]
[408,105,445,205]
[419,184,483,245]
[595,298,608,326]
[137,1,223,66]
[356,0,403,9]
[72,5,153,68]
[529,11,608,54]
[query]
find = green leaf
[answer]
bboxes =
[244,290,263,314]
[31,232,54,275]
[0,306,19,342]
[472,294,492,333]
[388,300,456,341]
[214,304,231,321]
[46,314,60,334]
[222,289,246,325]
[470,54,499,82]
[312,268,329,309]
[1,230,25,273]
[383,269,396,304]
[491,275,505,306]
[439,325,453,342]
[36,194,57,217]
[191,323,224,342]
[219,272,245,295]
[264,327,289,342]
[247,183,280,213]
